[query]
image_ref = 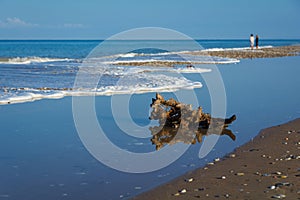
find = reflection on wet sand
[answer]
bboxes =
[149,93,236,150]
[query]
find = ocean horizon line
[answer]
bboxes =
[0,38,300,42]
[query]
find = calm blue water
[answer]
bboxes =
[0,40,300,199]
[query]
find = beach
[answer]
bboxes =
[0,41,300,199]
[190,45,300,59]
[1,0,300,199]
[133,118,300,199]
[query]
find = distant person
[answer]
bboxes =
[255,35,259,49]
[250,34,254,50]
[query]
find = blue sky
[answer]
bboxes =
[0,0,299,39]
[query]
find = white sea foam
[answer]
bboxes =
[104,58,239,65]
[0,57,75,64]
[202,45,273,52]
[0,91,66,104]
[0,72,203,105]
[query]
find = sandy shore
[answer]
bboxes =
[190,45,300,59]
[133,118,300,199]
[113,45,300,67]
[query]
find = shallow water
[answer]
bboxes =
[0,56,300,199]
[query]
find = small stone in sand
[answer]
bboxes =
[229,154,236,158]
[271,194,286,199]
[269,185,276,190]
[173,192,180,196]
[179,189,187,194]
[236,172,245,176]
[278,175,288,179]
[185,178,194,183]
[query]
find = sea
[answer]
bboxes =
[0,39,299,104]
[0,39,300,200]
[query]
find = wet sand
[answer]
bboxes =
[133,118,300,199]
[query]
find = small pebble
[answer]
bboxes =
[224,194,230,198]
[279,175,288,179]
[269,185,276,190]
[276,182,291,187]
[180,189,187,194]
[271,194,286,199]
[263,173,271,177]
[229,154,236,158]
[173,192,180,196]
[204,167,208,170]
[214,158,220,162]
[275,171,282,175]
[221,176,226,179]
[185,178,194,183]
[208,162,214,165]
[236,172,245,176]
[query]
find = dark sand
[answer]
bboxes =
[190,45,300,59]
[133,119,300,200]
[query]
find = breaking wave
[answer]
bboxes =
[0,57,76,64]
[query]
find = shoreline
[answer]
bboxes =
[189,45,300,59]
[111,45,300,67]
[133,118,300,199]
